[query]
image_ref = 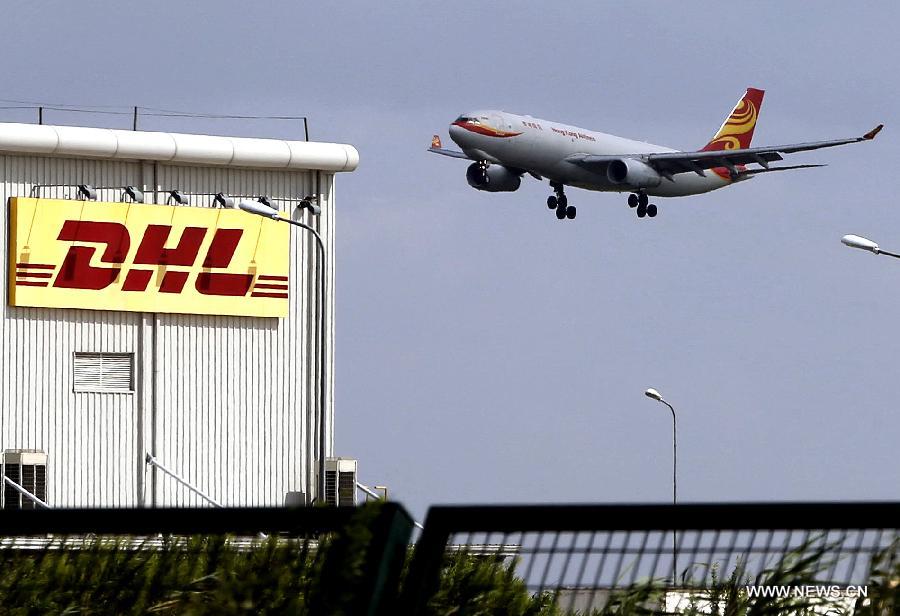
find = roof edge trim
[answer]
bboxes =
[0,123,359,172]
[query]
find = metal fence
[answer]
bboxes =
[2,502,899,614]
[401,502,900,615]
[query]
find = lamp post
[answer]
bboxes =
[644,387,677,581]
[841,234,900,259]
[239,198,328,504]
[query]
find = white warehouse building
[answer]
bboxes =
[0,122,359,508]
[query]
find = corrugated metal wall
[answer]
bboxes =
[0,154,335,507]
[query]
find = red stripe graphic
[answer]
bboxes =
[16,263,55,270]
[257,275,288,281]
[251,292,289,299]
[253,283,289,290]
[16,281,49,287]
[452,121,522,139]
[16,271,53,279]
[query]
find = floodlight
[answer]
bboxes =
[213,193,234,208]
[77,184,97,201]
[168,190,189,205]
[297,196,321,216]
[123,186,145,203]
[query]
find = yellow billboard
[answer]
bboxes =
[8,197,290,317]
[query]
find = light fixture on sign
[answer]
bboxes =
[296,195,321,216]
[29,183,98,200]
[213,192,234,208]
[167,190,189,205]
[123,186,145,203]
[77,185,97,201]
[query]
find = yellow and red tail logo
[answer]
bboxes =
[701,87,765,152]
[431,134,442,149]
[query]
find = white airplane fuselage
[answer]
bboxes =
[449,110,733,198]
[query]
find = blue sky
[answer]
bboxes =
[4,1,899,521]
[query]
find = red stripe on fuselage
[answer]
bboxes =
[451,121,521,139]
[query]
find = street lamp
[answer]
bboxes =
[644,387,677,581]
[841,234,900,259]
[238,198,328,505]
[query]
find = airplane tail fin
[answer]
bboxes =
[701,87,765,151]
[431,135,443,149]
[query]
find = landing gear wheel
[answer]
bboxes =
[638,192,649,207]
[647,204,658,218]
[627,194,638,208]
[549,182,569,219]
[637,203,647,218]
[566,205,576,220]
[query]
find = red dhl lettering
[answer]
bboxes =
[48,220,260,297]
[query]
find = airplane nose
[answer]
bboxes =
[449,122,466,146]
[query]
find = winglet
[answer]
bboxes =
[863,124,883,140]
[431,134,442,149]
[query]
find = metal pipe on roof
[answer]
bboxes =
[0,122,359,172]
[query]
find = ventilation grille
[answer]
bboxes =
[325,470,338,506]
[338,472,356,505]
[2,463,20,510]
[322,458,358,507]
[73,352,134,393]
[2,451,47,510]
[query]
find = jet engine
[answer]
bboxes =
[466,163,521,192]
[606,158,662,189]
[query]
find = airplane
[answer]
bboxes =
[428,88,882,221]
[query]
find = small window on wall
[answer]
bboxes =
[73,352,134,393]
[2,450,47,510]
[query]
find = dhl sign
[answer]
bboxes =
[8,197,290,317]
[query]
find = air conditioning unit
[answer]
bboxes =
[321,457,357,507]
[2,449,48,510]
[284,491,308,507]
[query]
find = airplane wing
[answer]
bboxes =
[566,124,883,180]
[428,134,472,160]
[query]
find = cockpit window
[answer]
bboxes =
[456,115,478,123]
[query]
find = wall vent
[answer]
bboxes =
[2,450,48,510]
[322,458,358,507]
[73,352,134,393]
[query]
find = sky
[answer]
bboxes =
[3,1,899,522]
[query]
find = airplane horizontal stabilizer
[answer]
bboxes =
[428,146,471,160]
[428,134,471,160]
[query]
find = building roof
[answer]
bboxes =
[0,122,359,172]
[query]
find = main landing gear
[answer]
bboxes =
[546,182,576,221]
[627,191,657,219]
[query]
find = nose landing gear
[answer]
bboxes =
[629,191,657,219]
[548,182,575,221]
